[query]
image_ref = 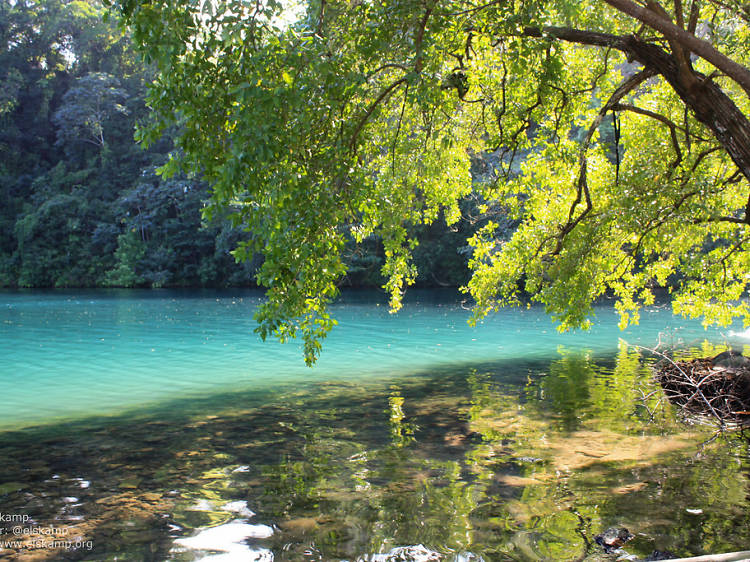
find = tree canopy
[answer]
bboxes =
[111,0,750,363]
[0,0,272,289]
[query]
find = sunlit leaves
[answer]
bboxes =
[114,0,750,361]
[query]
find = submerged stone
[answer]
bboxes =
[118,477,142,489]
[362,544,444,561]
[594,527,634,553]
[644,551,676,561]
[0,482,26,495]
[220,500,254,518]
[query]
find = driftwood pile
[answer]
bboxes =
[654,351,750,427]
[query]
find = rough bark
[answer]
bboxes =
[603,0,750,97]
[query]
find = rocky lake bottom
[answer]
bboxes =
[1,290,749,560]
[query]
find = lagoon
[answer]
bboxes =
[0,289,748,560]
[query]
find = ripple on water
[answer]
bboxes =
[0,288,745,430]
[0,290,749,561]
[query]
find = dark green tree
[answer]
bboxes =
[53,71,129,151]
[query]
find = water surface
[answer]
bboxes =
[0,288,740,431]
[0,289,748,561]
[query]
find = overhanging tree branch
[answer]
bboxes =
[522,26,627,50]
[645,0,695,91]
[548,69,656,256]
[521,24,750,184]
[414,4,434,73]
[348,78,408,152]
[603,0,750,96]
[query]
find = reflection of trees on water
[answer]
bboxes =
[1,345,747,560]
[246,344,750,560]
[465,343,750,558]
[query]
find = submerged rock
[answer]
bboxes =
[361,544,444,561]
[594,527,634,553]
[0,482,27,495]
[173,520,274,561]
[644,551,675,561]
[710,350,750,369]
[220,500,255,518]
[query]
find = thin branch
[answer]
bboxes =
[623,185,704,267]
[366,63,410,80]
[687,0,700,33]
[465,30,474,61]
[348,78,407,152]
[446,0,505,17]
[585,47,613,96]
[315,0,325,36]
[547,84,569,141]
[611,102,683,170]
[682,146,721,186]
[694,214,750,225]
[718,235,750,267]
[414,4,433,74]
[704,0,750,22]
[543,70,657,256]
[674,0,685,28]
[391,84,409,175]
[725,169,743,184]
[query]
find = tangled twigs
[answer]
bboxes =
[635,385,667,422]
[643,347,750,429]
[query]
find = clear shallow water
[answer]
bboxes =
[0,289,748,561]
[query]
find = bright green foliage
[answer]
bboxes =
[112,0,750,363]
[105,229,146,287]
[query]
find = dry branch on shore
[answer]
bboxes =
[654,353,750,427]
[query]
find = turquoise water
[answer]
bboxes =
[1,289,749,561]
[0,288,743,431]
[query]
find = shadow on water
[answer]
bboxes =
[0,346,748,561]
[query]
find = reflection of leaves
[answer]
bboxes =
[150,353,750,559]
[388,393,416,448]
[588,342,643,427]
[461,349,750,557]
[539,351,595,432]
[521,510,587,560]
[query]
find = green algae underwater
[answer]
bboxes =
[0,289,749,561]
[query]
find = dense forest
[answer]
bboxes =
[0,0,491,289]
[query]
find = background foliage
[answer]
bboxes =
[0,0,484,294]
